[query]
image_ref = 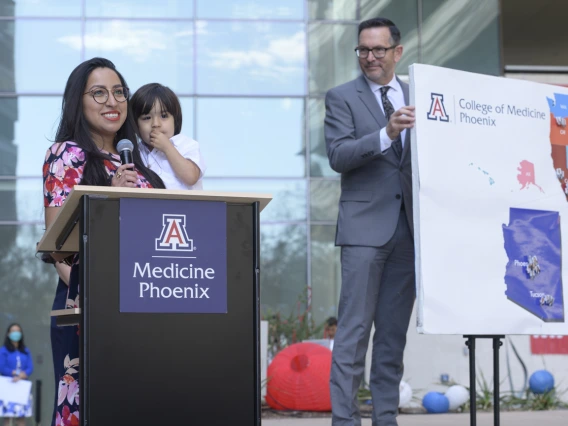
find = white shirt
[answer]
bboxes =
[140,133,207,190]
[364,74,407,153]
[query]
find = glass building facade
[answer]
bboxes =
[0,0,502,422]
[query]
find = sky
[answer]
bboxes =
[10,18,311,178]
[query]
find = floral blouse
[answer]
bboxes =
[43,141,153,207]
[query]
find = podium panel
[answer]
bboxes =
[80,196,260,425]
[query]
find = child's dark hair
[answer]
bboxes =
[131,83,182,135]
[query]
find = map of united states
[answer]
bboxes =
[547,93,568,198]
[502,94,568,322]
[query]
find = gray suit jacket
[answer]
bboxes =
[324,74,413,247]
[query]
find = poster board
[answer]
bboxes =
[410,63,568,335]
[0,376,31,405]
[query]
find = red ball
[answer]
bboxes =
[266,342,332,411]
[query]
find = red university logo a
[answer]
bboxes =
[427,93,449,122]
[156,214,194,251]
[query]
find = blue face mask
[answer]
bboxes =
[8,331,22,342]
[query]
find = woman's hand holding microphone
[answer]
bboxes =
[111,163,137,187]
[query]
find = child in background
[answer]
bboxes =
[131,83,206,189]
[325,316,337,350]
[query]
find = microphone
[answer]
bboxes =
[116,139,134,170]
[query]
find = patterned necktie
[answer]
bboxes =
[379,86,403,158]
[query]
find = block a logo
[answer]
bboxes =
[427,93,449,122]
[155,214,194,251]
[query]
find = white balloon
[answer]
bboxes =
[445,385,469,411]
[399,380,412,408]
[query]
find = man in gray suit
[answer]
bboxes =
[324,17,416,426]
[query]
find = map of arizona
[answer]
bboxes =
[548,93,568,198]
[503,208,564,322]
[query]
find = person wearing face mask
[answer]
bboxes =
[0,324,33,426]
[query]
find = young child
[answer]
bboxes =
[131,83,206,190]
[325,316,337,350]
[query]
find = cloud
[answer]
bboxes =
[175,21,210,37]
[58,21,192,63]
[281,98,293,110]
[226,3,298,19]
[57,21,306,81]
[269,31,305,63]
[206,31,305,80]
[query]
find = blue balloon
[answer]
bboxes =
[529,370,555,394]
[422,391,450,413]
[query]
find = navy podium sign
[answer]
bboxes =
[119,198,227,313]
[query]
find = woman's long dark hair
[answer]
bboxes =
[4,323,27,353]
[55,57,165,189]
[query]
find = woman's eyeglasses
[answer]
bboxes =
[84,86,129,104]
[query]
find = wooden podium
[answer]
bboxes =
[37,186,272,426]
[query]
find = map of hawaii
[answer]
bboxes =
[468,163,495,185]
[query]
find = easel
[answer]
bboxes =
[464,335,504,426]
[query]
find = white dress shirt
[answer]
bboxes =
[140,133,207,190]
[364,74,407,153]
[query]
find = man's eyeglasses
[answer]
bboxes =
[355,45,398,59]
[84,86,129,104]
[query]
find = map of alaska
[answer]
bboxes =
[517,160,544,192]
[503,208,564,322]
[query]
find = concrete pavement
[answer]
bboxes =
[263,410,567,425]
